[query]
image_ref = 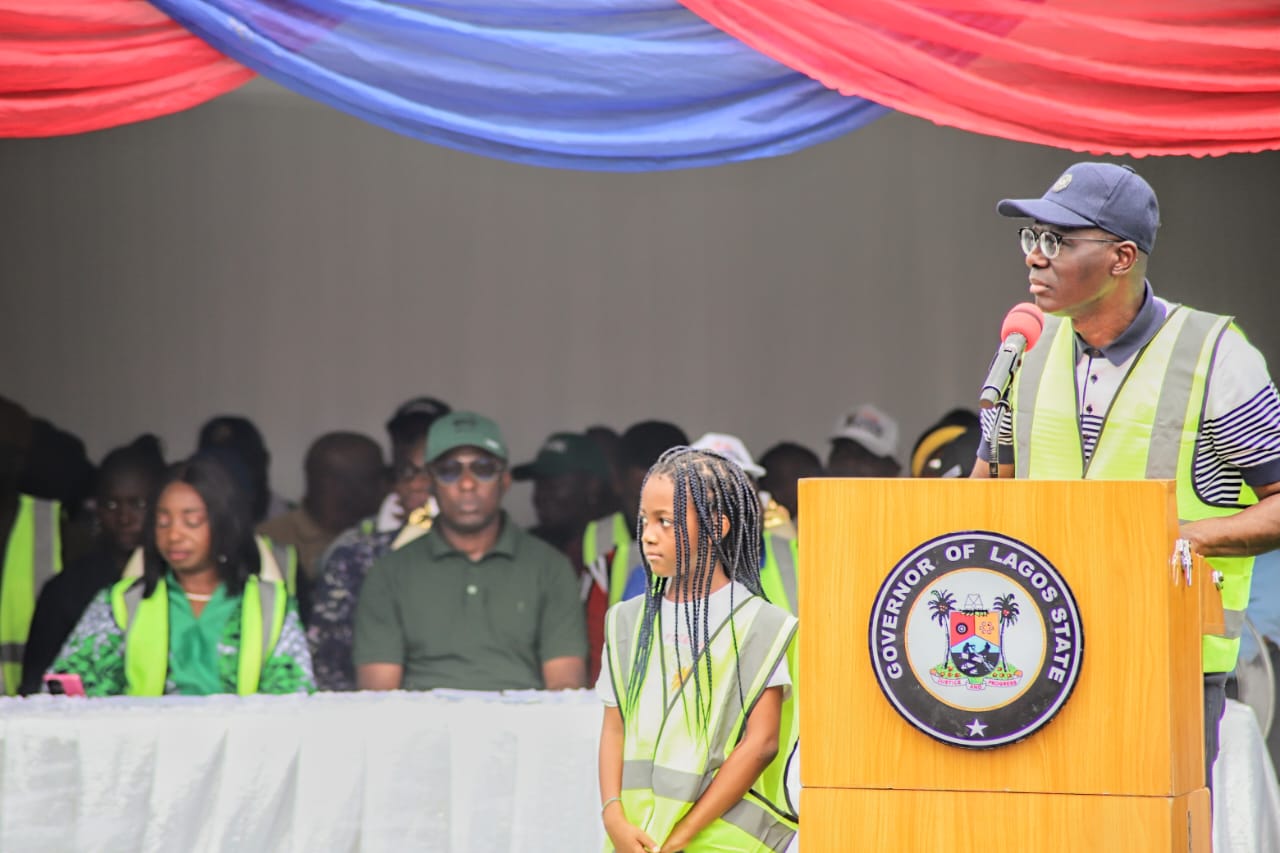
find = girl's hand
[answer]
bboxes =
[603,806,659,853]
[659,824,692,852]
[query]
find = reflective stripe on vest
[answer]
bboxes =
[1013,306,1256,673]
[0,495,61,695]
[257,535,298,596]
[605,594,798,850]
[110,575,288,696]
[760,534,798,616]
[584,513,633,606]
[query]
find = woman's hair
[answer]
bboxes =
[626,446,766,724]
[140,453,261,597]
[96,434,166,496]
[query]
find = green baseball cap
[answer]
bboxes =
[512,432,609,481]
[425,411,508,463]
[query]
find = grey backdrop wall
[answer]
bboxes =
[3,80,1278,516]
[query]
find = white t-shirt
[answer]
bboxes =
[596,581,791,707]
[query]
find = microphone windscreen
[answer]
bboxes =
[1000,303,1045,351]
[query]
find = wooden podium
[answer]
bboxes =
[798,478,1220,852]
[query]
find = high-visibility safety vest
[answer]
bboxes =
[0,495,61,695]
[108,574,288,696]
[583,512,633,606]
[1011,305,1256,673]
[257,535,299,596]
[760,533,799,616]
[604,594,799,851]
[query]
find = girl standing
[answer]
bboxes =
[597,447,798,852]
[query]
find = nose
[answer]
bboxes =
[1025,245,1050,269]
[159,525,185,549]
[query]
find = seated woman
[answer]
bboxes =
[20,435,166,694]
[48,454,314,696]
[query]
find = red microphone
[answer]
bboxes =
[979,303,1045,408]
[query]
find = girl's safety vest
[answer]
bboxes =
[108,575,287,696]
[1010,305,1255,673]
[605,593,799,852]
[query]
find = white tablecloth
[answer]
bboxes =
[1215,700,1280,853]
[0,690,607,853]
[1,692,1275,852]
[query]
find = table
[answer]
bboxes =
[0,690,606,853]
[1,692,1275,851]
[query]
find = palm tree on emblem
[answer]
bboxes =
[993,593,1020,674]
[928,589,957,671]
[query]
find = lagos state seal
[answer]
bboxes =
[868,530,1084,748]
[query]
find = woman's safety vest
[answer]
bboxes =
[0,495,61,695]
[605,593,799,851]
[1010,305,1256,673]
[108,575,288,696]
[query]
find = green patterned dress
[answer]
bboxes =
[49,576,315,696]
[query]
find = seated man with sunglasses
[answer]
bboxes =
[973,161,1280,785]
[354,412,587,692]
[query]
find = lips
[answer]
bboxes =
[166,551,192,563]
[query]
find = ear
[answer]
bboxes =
[720,513,731,539]
[1111,242,1140,276]
[499,470,513,496]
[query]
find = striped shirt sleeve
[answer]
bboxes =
[1194,326,1280,502]
[976,407,1014,465]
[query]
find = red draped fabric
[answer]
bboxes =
[0,1,252,137]
[677,0,1280,156]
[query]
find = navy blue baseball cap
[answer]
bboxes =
[997,162,1160,255]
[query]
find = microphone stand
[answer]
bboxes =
[988,397,1011,479]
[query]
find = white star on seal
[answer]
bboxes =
[966,718,988,737]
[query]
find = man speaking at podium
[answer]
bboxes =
[971,161,1280,780]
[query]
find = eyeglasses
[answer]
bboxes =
[431,457,505,484]
[1018,227,1125,260]
[393,462,430,483]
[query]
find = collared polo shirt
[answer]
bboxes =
[978,282,1280,500]
[353,514,586,691]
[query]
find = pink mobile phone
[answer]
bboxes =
[43,673,86,697]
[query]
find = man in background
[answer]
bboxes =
[514,431,611,565]
[355,412,586,691]
[827,403,902,478]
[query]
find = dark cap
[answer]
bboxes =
[425,411,508,463]
[997,162,1160,254]
[512,433,609,481]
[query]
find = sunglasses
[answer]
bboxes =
[431,457,505,484]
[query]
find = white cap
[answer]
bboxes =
[830,403,899,459]
[691,432,766,478]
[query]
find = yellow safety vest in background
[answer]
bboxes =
[0,495,61,695]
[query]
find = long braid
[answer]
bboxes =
[624,446,768,726]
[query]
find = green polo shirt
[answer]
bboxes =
[353,514,586,691]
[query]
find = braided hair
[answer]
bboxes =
[625,446,767,727]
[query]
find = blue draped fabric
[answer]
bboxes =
[147,0,888,171]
